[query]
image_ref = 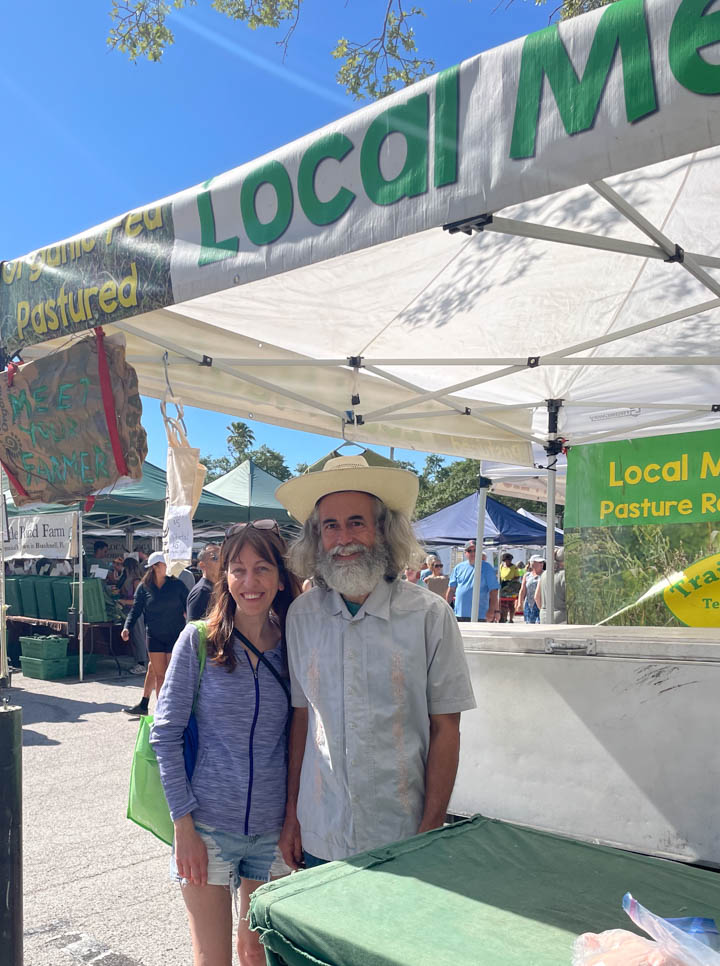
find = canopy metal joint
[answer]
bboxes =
[665,244,685,264]
[527,356,540,368]
[443,213,493,235]
[347,356,364,369]
[351,393,360,406]
[199,355,213,367]
[712,404,720,413]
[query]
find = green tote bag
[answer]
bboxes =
[126,621,207,845]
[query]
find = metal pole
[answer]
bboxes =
[0,471,7,688]
[0,700,22,965]
[542,400,563,624]
[78,513,84,682]
[471,469,492,622]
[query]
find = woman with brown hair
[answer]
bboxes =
[150,522,301,966]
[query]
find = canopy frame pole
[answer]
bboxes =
[471,470,493,623]
[361,364,543,444]
[78,513,84,682]
[591,180,720,300]
[571,406,720,446]
[465,213,720,269]
[361,365,527,423]
[542,400,563,624]
[114,322,348,421]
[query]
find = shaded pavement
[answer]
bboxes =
[4,664,193,966]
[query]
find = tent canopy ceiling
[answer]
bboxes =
[4,0,720,463]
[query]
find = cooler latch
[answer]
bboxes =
[544,638,596,656]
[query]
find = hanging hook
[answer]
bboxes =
[163,351,176,399]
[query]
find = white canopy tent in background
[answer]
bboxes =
[4,0,720,621]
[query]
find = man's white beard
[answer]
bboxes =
[316,540,390,598]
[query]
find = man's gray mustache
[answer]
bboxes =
[327,544,369,559]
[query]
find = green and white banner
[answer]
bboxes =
[565,428,720,626]
[2,0,720,358]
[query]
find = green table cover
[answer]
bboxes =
[250,815,720,966]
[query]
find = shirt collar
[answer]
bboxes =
[321,577,395,621]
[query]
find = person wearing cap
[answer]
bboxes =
[517,555,544,623]
[120,551,189,714]
[274,454,476,868]
[445,542,500,622]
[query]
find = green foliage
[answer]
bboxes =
[107,0,433,99]
[565,522,717,625]
[201,420,290,482]
[553,0,618,22]
[332,4,434,101]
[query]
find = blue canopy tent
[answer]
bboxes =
[414,493,563,547]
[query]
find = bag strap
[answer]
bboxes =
[189,620,208,714]
[233,628,291,707]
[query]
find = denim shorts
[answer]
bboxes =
[170,823,289,888]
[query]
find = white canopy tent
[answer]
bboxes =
[3,0,720,620]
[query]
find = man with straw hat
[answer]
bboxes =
[275,452,476,868]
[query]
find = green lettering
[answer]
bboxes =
[434,66,459,188]
[20,451,34,487]
[62,453,78,479]
[10,390,32,423]
[360,93,429,205]
[79,451,93,484]
[669,0,720,94]
[669,579,692,598]
[78,378,90,407]
[510,0,657,159]
[197,189,240,266]
[94,445,109,480]
[32,385,49,414]
[240,161,293,246]
[297,133,356,226]
[50,454,65,483]
[56,383,74,410]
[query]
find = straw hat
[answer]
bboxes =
[275,454,419,524]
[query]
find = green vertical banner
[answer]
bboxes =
[565,428,720,626]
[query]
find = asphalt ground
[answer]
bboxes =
[4,662,196,966]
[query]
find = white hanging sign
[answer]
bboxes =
[5,511,78,559]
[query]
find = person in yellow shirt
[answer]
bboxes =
[498,552,522,623]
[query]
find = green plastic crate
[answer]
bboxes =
[19,655,69,680]
[51,578,73,622]
[19,635,69,660]
[34,577,56,620]
[66,654,97,675]
[71,579,107,622]
[18,577,39,618]
[5,578,21,616]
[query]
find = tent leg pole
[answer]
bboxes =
[471,468,492,622]
[0,702,22,965]
[78,513,84,682]
[542,400,563,624]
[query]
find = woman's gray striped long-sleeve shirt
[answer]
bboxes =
[150,623,290,836]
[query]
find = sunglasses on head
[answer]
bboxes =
[225,519,280,539]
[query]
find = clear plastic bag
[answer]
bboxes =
[573,895,720,966]
[623,894,720,966]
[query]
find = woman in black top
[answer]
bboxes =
[121,551,188,694]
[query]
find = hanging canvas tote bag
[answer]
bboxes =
[126,621,207,845]
[161,396,206,578]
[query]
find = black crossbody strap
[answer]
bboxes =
[234,628,291,707]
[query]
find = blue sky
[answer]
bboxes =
[0,0,550,474]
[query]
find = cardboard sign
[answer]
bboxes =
[0,332,147,506]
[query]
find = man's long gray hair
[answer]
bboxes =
[287,494,424,586]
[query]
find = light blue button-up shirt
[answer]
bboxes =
[286,577,476,861]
